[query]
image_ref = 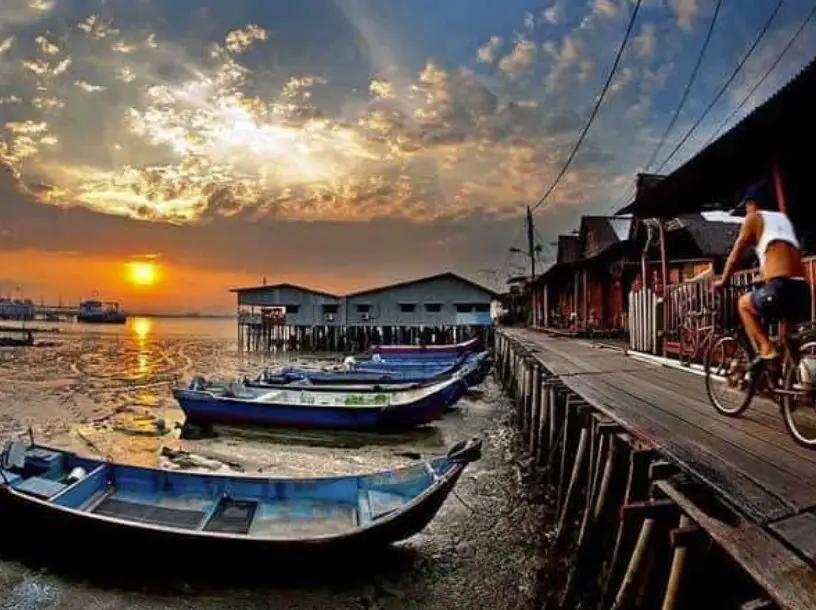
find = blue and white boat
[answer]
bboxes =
[369,337,480,357]
[173,376,467,432]
[0,437,482,566]
[248,351,491,392]
[257,363,459,386]
[340,351,493,388]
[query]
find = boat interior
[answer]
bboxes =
[188,377,455,407]
[0,443,453,539]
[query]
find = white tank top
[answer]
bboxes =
[755,210,799,269]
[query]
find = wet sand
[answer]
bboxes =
[0,319,543,609]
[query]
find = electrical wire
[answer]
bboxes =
[654,0,787,174]
[530,0,644,214]
[643,0,723,172]
[703,0,816,146]
[498,0,646,283]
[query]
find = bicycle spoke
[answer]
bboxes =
[705,335,753,416]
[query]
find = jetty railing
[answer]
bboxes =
[633,256,816,361]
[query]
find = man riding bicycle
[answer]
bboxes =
[712,181,810,366]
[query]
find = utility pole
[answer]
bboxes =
[526,206,537,327]
[526,205,536,282]
[509,208,542,327]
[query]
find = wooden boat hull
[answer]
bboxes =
[173,378,467,432]
[77,314,127,324]
[0,439,482,570]
[254,366,454,386]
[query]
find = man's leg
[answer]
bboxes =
[738,292,777,358]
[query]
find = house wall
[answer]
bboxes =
[346,276,493,327]
[237,288,344,326]
[236,276,494,327]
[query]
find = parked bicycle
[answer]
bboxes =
[678,300,719,366]
[703,284,816,448]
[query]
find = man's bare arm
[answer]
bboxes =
[721,213,758,282]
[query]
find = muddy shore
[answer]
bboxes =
[0,322,546,609]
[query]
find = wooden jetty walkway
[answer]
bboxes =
[497,327,816,610]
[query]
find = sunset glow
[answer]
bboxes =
[126,262,158,287]
[1,0,814,312]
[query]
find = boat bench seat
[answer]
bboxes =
[93,497,206,530]
[15,476,68,500]
[203,498,259,534]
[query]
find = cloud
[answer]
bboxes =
[542,2,565,25]
[634,23,657,60]
[497,38,537,75]
[669,0,700,31]
[476,36,502,63]
[0,0,814,299]
[593,0,621,20]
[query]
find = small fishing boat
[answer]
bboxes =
[369,337,480,357]
[244,373,423,393]
[260,362,459,386]
[173,376,467,432]
[342,351,493,388]
[0,436,482,565]
[0,328,34,347]
[77,300,127,324]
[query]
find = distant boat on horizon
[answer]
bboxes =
[77,299,127,325]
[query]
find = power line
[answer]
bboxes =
[643,0,723,172]
[703,0,816,146]
[654,0,787,174]
[530,0,644,214]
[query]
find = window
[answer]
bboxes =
[356,304,371,313]
[425,303,442,313]
[399,303,416,313]
[286,305,300,314]
[455,303,489,313]
[322,304,339,314]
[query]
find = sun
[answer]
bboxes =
[126,261,158,287]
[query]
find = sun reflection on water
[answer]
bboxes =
[130,317,152,375]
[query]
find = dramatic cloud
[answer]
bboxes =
[0,0,814,307]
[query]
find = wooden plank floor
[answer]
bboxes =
[503,328,816,570]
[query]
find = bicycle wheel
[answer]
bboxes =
[705,334,754,416]
[782,341,816,448]
[679,322,697,366]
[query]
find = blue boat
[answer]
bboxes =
[369,337,480,357]
[244,376,423,393]
[260,364,457,386]
[173,376,467,432]
[0,437,483,567]
[345,352,493,388]
[249,351,491,392]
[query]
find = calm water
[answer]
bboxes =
[0,318,540,609]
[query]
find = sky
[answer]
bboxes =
[0,0,814,314]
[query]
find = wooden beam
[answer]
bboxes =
[658,480,816,610]
[772,159,787,214]
[649,460,678,481]
[670,523,706,549]
[621,499,677,520]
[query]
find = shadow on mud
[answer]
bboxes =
[185,421,448,451]
[0,539,429,595]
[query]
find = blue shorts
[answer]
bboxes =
[749,277,811,323]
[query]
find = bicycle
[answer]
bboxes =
[679,303,718,366]
[703,283,816,448]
